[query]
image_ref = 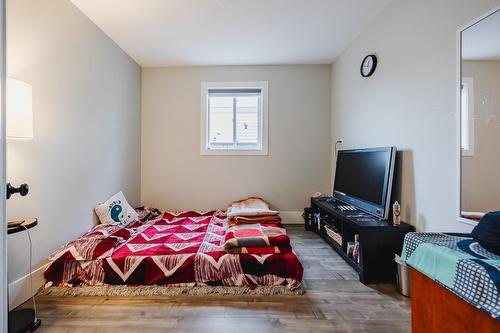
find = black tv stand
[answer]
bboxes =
[306,197,414,284]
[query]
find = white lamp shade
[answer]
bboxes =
[7,78,33,139]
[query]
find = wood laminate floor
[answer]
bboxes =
[20,226,411,333]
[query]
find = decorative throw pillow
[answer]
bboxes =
[471,211,500,255]
[94,191,139,226]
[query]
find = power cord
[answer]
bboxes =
[334,140,343,158]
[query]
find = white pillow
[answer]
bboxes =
[95,191,138,226]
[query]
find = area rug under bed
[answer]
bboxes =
[38,285,305,297]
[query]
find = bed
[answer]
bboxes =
[402,232,500,332]
[44,209,303,291]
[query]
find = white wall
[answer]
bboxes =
[7,0,141,308]
[331,0,500,232]
[141,65,331,220]
[461,60,500,212]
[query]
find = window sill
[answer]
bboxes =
[200,148,268,156]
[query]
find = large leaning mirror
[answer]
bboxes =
[460,8,500,221]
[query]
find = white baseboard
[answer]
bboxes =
[9,263,48,310]
[280,211,303,224]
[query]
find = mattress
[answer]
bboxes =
[44,210,303,290]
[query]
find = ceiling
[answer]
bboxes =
[462,10,500,61]
[70,0,392,67]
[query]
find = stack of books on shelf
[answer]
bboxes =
[347,234,360,264]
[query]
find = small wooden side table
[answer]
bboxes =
[7,217,37,235]
[7,217,41,333]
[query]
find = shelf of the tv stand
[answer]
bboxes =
[309,196,414,284]
[314,198,392,227]
[317,231,362,273]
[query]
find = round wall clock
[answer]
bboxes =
[360,55,377,77]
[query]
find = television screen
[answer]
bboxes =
[333,147,396,220]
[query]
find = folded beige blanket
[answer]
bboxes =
[229,215,282,227]
[227,197,279,219]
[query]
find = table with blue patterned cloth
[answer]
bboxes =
[401,232,500,319]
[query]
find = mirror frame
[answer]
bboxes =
[456,5,500,226]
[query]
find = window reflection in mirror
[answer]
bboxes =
[460,9,500,221]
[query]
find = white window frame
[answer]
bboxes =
[461,77,474,157]
[200,81,268,155]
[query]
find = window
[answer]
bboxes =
[461,77,474,156]
[201,82,268,155]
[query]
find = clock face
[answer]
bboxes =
[361,55,377,77]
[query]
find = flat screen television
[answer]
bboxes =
[332,147,397,220]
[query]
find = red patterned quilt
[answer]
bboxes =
[44,211,303,289]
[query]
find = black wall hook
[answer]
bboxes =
[6,183,29,200]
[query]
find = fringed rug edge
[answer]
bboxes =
[37,285,305,297]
